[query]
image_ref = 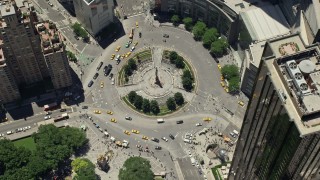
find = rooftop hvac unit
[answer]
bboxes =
[289,62,297,69]
[300,83,308,91]
[294,72,303,80]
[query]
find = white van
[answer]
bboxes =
[190,157,196,166]
[184,138,192,144]
[157,118,164,123]
[233,130,239,136]
[6,131,13,135]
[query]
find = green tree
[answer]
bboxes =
[182,77,193,91]
[142,99,150,113]
[128,59,137,71]
[72,158,94,173]
[174,92,184,106]
[166,97,176,111]
[134,95,143,110]
[182,17,193,31]
[210,38,228,56]
[221,64,239,80]
[67,51,77,62]
[119,157,153,180]
[192,21,207,40]
[175,56,185,69]
[72,158,96,180]
[169,51,178,64]
[171,15,180,26]
[32,124,87,169]
[228,77,240,92]
[124,65,132,76]
[202,28,219,48]
[71,22,89,39]
[128,91,137,104]
[150,100,160,115]
[182,70,192,80]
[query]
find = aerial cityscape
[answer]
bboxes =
[0,0,319,180]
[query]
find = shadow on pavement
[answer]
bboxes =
[96,20,126,49]
[7,104,34,120]
[74,142,90,157]
[58,2,76,17]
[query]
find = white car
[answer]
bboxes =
[0,133,4,137]
[130,46,135,52]
[27,126,31,130]
[196,123,202,126]
[162,137,168,142]
[44,115,51,120]
[111,78,115,85]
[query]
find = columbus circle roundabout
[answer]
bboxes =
[81,16,243,178]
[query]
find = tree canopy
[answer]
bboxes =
[119,157,153,180]
[192,21,207,40]
[175,56,185,69]
[72,158,96,180]
[128,59,137,71]
[150,100,160,115]
[202,28,219,48]
[0,125,87,179]
[142,99,150,113]
[221,64,240,92]
[166,97,176,111]
[182,17,193,31]
[174,92,184,106]
[210,38,228,56]
[134,95,143,110]
[169,51,178,63]
[71,22,89,39]
[128,91,137,103]
[171,15,180,26]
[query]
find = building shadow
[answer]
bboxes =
[95,20,126,49]
[58,1,76,17]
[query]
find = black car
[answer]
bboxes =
[176,120,184,124]
[169,134,175,140]
[163,34,169,38]
[93,73,99,79]
[82,106,88,109]
[60,109,66,112]
[104,67,112,76]
[109,73,114,79]
[96,62,103,71]
[116,59,121,65]
[88,80,94,87]
[155,146,162,150]
[151,137,159,143]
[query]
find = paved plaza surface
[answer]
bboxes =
[0,1,250,179]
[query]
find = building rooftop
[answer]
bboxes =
[240,4,290,42]
[0,3,15,17]
[248,41,266,67]
[36,22,64,54]
[263,33,320,136]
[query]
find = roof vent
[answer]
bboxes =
[5,7,10,12]
[289,62,297,69]
[294,72,303,80]
[300,83,308,91]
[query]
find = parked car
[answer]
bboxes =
[93,73,99,79]
[88,80,94,87]
[82,106,88,109]
[162,137,168,142]
[109,73,114,80]
[96,62,103,71]
[125,116,132,120]
[176,120,183,124]
[163,34,169,38]
[155,146,162,150]
[44,115,51,120]
[151,137,159,142]
[60,109,67,112]
[169,134,175,140]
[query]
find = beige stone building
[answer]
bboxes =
[0,0,73,104]
[36,22,72,89]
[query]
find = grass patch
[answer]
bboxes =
[13,136,36,152]
[122,96,186,116]
[211,163,231,180]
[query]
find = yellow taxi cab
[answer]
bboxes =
[124,130,131,135]
[100,82,104,88]
[110,118,117,123]
[115,46,121,52]
[134,42,138,46]
[111,54,115,60]
[132,129,140,134]
[224,87,229,93]
[220,75,224,81]
[217,64,222,71]
[94,110,101,114]
[125,52,131,58]
[142,136,148,140]
[238,101,245,106]
[220,81,225,87]
[203,117,212,121]
[136,22,139,28]
[107,111,113,115]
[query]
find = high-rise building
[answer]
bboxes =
[0,0,73,104]
[228,33,320,180]
[73,0,114,36]
[36,22,72,89]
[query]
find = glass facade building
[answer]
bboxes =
[229,34,320,180]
